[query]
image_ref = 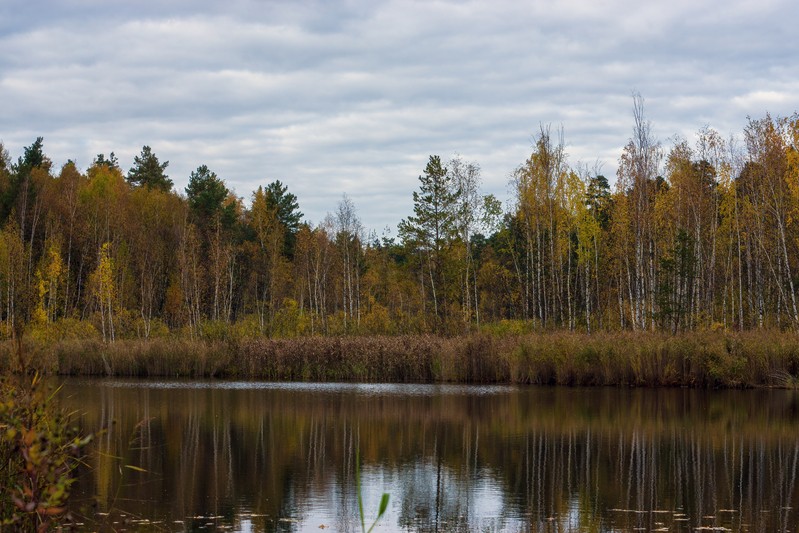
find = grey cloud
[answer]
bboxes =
[1,0,797,232]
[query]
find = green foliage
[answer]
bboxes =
[264,180,302,233]
[1,113,799,359]
[185,164,236,230]
[398,155,462,326]
[16,137,47,174]
[92,152,119,171]
[0,375,94,530]
[126,145,172,192]
[1,137,49,230]
[586,174,612,229]
[656,229,696,332]
[0,142,10,175]
[263,180,303,256]
[398,155,460,251]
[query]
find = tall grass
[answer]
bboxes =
[2,330,799,387]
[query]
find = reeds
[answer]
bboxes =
[3,329,799,387]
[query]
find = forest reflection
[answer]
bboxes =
[59,381,799,532]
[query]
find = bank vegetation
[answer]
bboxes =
[0,99,799,387]
[1,329,798,388]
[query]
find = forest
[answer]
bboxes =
[1,103,798,345]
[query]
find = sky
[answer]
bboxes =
[1,0,797,235]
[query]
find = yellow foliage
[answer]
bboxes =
[90,242,116,308]
[362,302,391,334]
[272,298,310,338]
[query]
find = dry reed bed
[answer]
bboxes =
[1,330,798,387]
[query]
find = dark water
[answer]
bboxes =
[57,379,799,532]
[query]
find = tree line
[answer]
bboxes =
[1,100,798,341]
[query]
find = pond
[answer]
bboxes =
[58,379,799,532]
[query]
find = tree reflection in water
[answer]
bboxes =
[59,381,799,532]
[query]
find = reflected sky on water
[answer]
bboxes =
[57,379,799,532]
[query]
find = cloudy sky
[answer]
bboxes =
[1,0,797,234]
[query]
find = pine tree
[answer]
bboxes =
[127,146,172,192]
[398,155,460,325]
[185,165,235,228]
[264,180,303,257]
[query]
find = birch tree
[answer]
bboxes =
[90,242,116,342]
[449,156,485,325]
[616,94,661,330]
[334,194,363,329]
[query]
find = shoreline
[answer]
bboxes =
[2,330,798,388]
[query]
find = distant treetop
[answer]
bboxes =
[93,152,119,171]
[127,145,172,192]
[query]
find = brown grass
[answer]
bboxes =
[2,330,799,387]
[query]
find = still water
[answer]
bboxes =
[58,379,799,532]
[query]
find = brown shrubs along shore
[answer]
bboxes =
[1,330,798,388]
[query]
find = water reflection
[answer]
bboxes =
[58,380,799,532]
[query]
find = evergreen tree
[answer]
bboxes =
[264,180,303,257]
[586,175,612,229]
[1,137,47,223]
[93,152,119,171]
[127,145,172,192]
[16,137,47,172]
[0,143,11,221]
[399,156,459,252]
[185,165,235,229]
[398,155,460,325]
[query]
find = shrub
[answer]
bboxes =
[0,375,94,530]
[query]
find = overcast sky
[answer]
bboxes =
[1,0,797,234]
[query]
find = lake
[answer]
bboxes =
[58,379,799,532]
